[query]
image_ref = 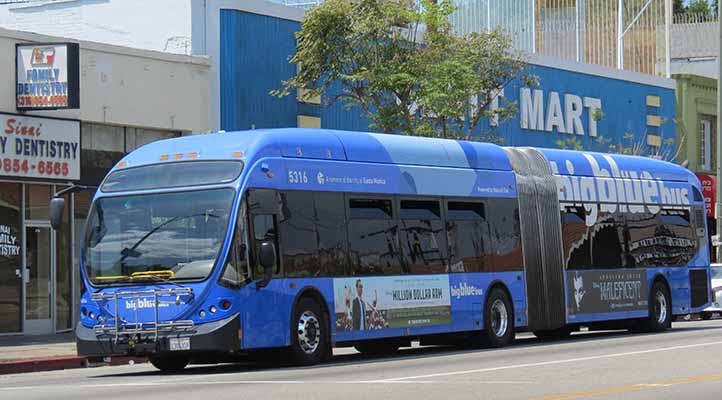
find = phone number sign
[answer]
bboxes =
[1,113,80,181]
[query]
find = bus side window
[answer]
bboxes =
[251,214,280,276]
[219,204,249,289]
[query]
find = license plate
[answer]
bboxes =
[169,337,190,351]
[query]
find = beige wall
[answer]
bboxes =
[0,27,211,133]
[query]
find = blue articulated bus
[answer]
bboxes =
[50,128,712,372]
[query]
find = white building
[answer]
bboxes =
[0,26,211,336]
[0,0,192,54]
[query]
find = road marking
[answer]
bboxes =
[529,373,722,400]
[380,340,722,381]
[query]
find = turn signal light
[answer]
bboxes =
[221,300,231,310]
[116,161,126,168]
[232,152,243,158]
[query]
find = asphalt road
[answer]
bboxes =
[2,319,721,400]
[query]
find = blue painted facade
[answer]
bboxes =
[218,9,676,157]
[77,129,708,353]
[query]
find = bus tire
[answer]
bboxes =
[289,297,328,366]
[354,341,400,356]
[483,287,514,348]
[700,312,712,321]
[149,353,191,372]
[645,280,672,333]
[533,326,572,341]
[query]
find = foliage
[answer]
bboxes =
[673,0,686,14]
[687,0,713,16]
[556,116,683,163]
[273,0,533,140]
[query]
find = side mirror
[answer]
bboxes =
[257,241,276,289]
[49,197,66,230]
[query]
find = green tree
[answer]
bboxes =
[687,0,712,16]
[673,0,685,14]
[274,0,533,140]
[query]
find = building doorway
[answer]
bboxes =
[23,223,54,335]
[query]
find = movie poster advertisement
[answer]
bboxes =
[333,275,451,332]
[567,270,648,315]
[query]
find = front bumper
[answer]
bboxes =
[76,313,240,357]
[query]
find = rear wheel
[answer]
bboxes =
[149,353,191,372]
[289,297,329,366]
[645,281,672,332]
[483,288,514,347]
[701,312,712,321]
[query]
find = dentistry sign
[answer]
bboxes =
[16,43,80,110]
[0,113,80,181]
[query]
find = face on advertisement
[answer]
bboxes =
[356,279,363,298]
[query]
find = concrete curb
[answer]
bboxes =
[0,356,147,375]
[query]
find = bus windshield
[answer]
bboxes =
[83,189,235,285]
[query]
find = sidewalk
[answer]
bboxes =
[0,332,77,362]
[0,333,144,374]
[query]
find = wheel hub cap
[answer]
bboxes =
[491,299,508,337]
[297,311,321,354]
[655,291,667,324]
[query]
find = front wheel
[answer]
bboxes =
[288,297,329,366]
[645,281,672,332]
[483,288,514,347]
[149,353,191,372]
[701,312,713,321]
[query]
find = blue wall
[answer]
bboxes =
[220,10,300,130]
[219,9,676,156]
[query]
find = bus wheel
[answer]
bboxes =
[701,312,712,321]
[289,297,328,366]
[533,326,572,341]
[483,288,514,347]
[149,353,191,372]
[645,281,672,332]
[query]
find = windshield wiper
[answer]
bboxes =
[111,212,220,271]
[128,271,188,289]
[93,270,188,289]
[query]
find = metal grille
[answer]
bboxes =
[690,269,709,308]
[450,0,670,76]
[450,0,536,53]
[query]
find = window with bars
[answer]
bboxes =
[699,115,716,172]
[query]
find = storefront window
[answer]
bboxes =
[25,184,51,221]
[0,183,22,333]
